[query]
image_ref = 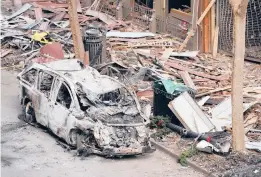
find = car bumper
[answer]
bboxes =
[102,145,156,157]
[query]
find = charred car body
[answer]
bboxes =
[18,59,154,157]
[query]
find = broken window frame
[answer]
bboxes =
[37,70,56,99]
[20,68,38,87]
[52,78,75,110]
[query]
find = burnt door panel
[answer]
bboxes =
[48,81,73,140]
[36,71,55,127]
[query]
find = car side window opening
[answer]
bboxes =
[56,83,72,109]
[22,69,37,85]
[39,72,54,98]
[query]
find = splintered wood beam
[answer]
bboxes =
[178,71,197,91]
[67,0,85,60]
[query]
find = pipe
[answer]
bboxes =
[166,123,218,147]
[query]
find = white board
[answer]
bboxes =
[169,91,215,133]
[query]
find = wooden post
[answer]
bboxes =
[212,26,219,58]
[202,0,211,53]
[150,1,157,33]
[122,0,135,20]
[155,0,168,17]
[229,0,249,152]
[191,0,199,50]
[116,1,123,20]
[67,0,85,60]
[211,3,215,52]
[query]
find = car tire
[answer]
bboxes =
[23,102,36,123]
[76,132,84,149]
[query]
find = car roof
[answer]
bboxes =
[31,59,124,95]
[44,59,85,71]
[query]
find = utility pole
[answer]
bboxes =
[229,0,249,152]
[67,0,85,60]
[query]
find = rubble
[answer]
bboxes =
[1,0,260,173]
[196,140,215,153]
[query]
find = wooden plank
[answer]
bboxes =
[155,0,165,17]
[169,9,192,23]
[51,12,66,22]
[170,51,199,58]
[211,3,215,52]
[116,1,123,20]
[136,90,154,99]
[161,48,173,66]
[34,7,43,20]
[0,49,12,58]
[68,0,85,60]
[202,0,211,53]
[165,61,227,81]
[33,1,82,13]
[33,2,82,13]
[85,10,116,25]
[191,0,199,50]
[7,3,32,20]
[197,0,216,26]
[195,86,231,98]
[76,0,82,13]
[212,26,219,58]
[129,40,176,48]
[178,71,197,91]
[34,2,68,8]
[150,1,157,33]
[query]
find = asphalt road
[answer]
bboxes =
[1,70,204,177]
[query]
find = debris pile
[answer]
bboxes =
[1,0,261,173]
[0,0,125,68]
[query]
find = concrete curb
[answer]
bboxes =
[151,140,217,177]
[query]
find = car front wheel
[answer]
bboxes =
[22,102,36,123]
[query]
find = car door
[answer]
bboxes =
[20,68,39,106]
[35,71,55,126]
[47,78,74,140]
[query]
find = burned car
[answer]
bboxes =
[17,59,154,156]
